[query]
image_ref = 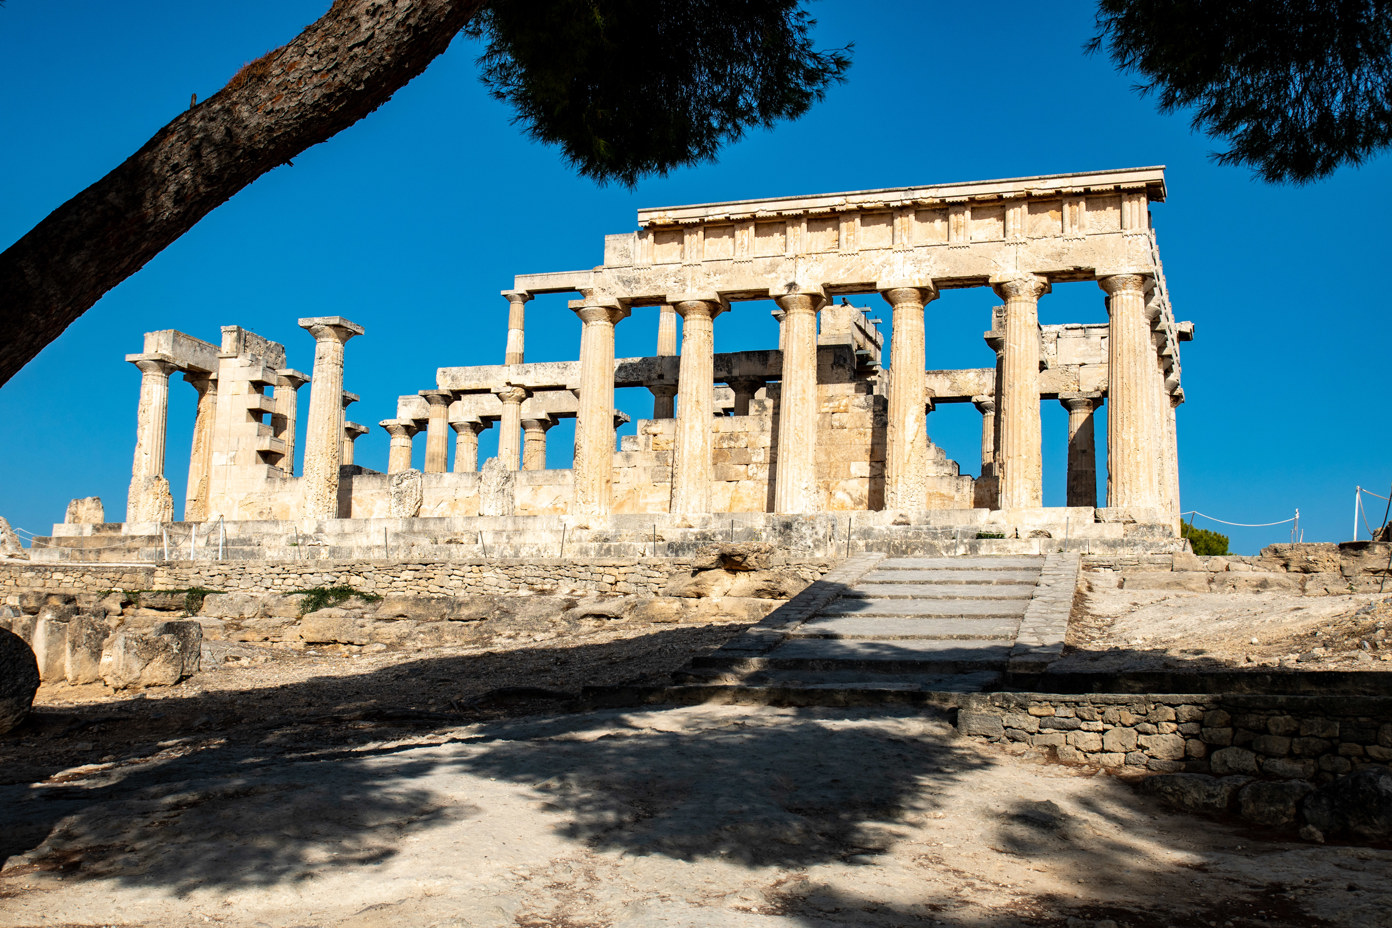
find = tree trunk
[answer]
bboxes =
[0,0,484,386]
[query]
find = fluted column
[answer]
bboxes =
[381,420,418,474]
[727,378,762,416]
[972,394,996,476]
[990,276,1049,510]
[126,356,177,522]
[1100,273,1161,511]
[572,302,630,516]
[503,291,532,365]
[272,369,308,476]
[521,416,554,471]
[450,418,485,473]
[1163,389,1183,531]
[298,317,363,519]
[421,390,452,473]
[773,291,825,513]
[1060,393,1102,508]
[656,303,678,356]
[881,284,938,510]
[771,308,787,350]
[670,298,726,514]
[184,373,218,522]
[649,384,677,419]
[495,386,528,471]
[342,422,369,466]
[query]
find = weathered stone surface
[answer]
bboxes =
[1139,733,1186,760]
[690,543,774,572]
[0,516,25,558]
[0,628,39,733]
[1141,773,1249,814]
[1237,780,1313,827]
[1259,543,1341,574]
[1300,765,1392,841]
[100,630,184,688]
[64,496,105,525]
[389,469,424,519]
[300,610,372,646]
[138,590,191,612]
[1210,747,1261,776]
[150,620,202,676]
[31,616,69,683]
[64,615,109,685]
[479,457,516,517]
[372,594,452,622]
[959,711,1005,740]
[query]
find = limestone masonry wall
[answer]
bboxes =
[0,558,834,600]
[958,693,1392,782]
[1083,542,1392,593]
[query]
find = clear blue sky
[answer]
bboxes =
[2,0,1389,554]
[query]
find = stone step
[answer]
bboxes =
[876,556,1046,570]
[846,582,1036,600]
[859,568,1041,584]
[818,597,1029,617]
[758,636,1014,669]
[789,615,1019,640]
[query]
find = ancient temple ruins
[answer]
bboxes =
[43,167,1192,558]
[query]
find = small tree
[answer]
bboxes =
[1181,521,1230,556]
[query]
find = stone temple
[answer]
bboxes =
[36,167,1192,560]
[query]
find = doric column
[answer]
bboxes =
[1163,389,1183,531]
[771,307,787,350]
[521,415,554,471]
[670,298,726,514]
[649,384,677,419]
[298,316,363,519]
[727,378,763,416]
[502,290,532,365]
[1059,393,1102,508]
[656,303,678,356]
[380,419,418,473]
[881,283,938,511]
[972,394,996,476]
[272,368,308,476]
[495,386,528,471]
[183,373,218,522]
[571,301,630,516]
[342,421,369,466]
[1100,273,1162,511]
[421,390,452,473]
[772,291,825,513]
[990,276,1049,510]
[450,418,486,473]
[126,355,177,522]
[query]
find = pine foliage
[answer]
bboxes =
[466,0,852,187]
[1090,0,1392,182]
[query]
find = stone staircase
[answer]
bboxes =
[612,552,1079,707]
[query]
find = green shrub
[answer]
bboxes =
[294,585,382,616]
[1181,521,1229,556]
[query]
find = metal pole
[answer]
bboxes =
[1355,487,1362,542]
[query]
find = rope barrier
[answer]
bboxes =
[1360,488,1390,501]
[1181,511,1296,528]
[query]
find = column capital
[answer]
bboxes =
[1170,386,1186,407]
[613,410,631,428]
[449,417,486,436]
[1058,392,1103,413]
[971,394,996,415]
[649,383,678,397]
[990,274,1051,301]
[341,390,360,410]
[495,385,529,405]
[771,290,826,314]
[670,297,728,320]
[1096,271,1151,296]
[275,368,310,390]
[298,316,364,344]
[570,302,631,326]
[500,289,533,305]
[183,370,216,391]
[420,389,452,408]
[725,376,764,392]
[521,415,556,432]
[344,421,370,440]
[127,354,178,377]
[379,419,419,439]
[878,282,939,307]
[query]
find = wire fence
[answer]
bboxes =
[13,518,228,560]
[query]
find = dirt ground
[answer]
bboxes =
[3,593,1392,927]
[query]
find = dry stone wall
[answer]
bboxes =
[1085,542,1392,594]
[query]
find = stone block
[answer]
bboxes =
[1292,737,1332,757]
[31,617,69,683]
[1258,543,1340,574]
[1262,757,1317,780]
[1252,735,1292,757]
[1215,573,1302,594]
[959,711,1004,740]
[1139,733,1186,760]
[1069,731,1103,752]
[1120,570,1210,592]
[1237,779,1313,827]
[1141,773,1249,813]
[0,628,40,733]
[300,611,373,646]
[100,630,184,689]
[1301,717,1340,739]
[64,497,105,525]
[1102,727,1139,753]
[64,615,108,685]
[1210,746,1260,776]
[1033,731,1066,749]
[150,621,202,676]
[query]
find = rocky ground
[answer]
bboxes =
[3,583,1392,926]
[1059,578,1392,673]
